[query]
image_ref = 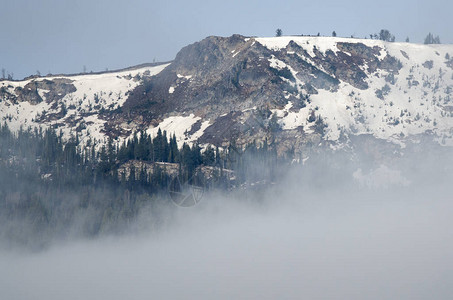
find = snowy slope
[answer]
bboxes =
[256,36,453,146]
[1,64,169,146]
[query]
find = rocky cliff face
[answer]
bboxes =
[2,35,453,160]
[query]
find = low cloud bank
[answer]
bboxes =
[1,163,452,300]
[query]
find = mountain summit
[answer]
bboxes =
[2,35,453,158]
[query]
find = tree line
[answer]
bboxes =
[274,28,443,44]
[0,122,284,202]
[0,122,285,247]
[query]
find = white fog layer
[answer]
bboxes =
[1,176,452,300]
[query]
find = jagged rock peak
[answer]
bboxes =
[1,35,453,157]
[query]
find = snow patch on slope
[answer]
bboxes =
[147,114,210,147]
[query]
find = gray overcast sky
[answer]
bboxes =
[1,0,451,79]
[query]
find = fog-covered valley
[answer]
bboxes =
[1,147,452,300]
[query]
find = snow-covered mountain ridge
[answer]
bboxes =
[1,63,169,144]
[1,35,453,158]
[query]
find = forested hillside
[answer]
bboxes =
[0,122,284,248]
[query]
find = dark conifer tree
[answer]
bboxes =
[153,128,163,162]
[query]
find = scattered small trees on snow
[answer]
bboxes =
[424,33,441,44]
[379,29,395,42]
